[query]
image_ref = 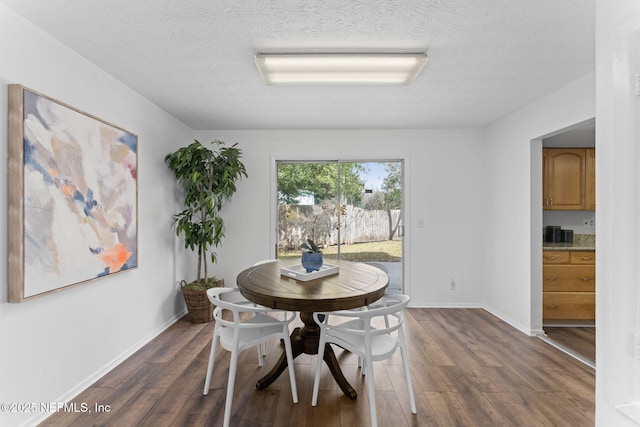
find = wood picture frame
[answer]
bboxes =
[8,85,138,302]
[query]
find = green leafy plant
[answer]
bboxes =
[165,139,247,287]
[300,238,321,253]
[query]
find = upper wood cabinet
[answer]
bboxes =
[543,148,595,210]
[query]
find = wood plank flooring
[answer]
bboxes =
[39,308,595,427]
[544,327,596,364]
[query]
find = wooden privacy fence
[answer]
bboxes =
[278,204,402,250]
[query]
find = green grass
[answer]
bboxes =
[279,239,402,262]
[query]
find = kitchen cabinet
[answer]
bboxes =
[543,250,595,322]
[543,148,595,210]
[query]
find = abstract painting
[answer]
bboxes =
[8,85,137,302]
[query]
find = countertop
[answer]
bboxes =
[542,243,595,251]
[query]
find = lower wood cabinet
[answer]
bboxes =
[543,250,595,321]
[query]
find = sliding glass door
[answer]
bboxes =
[276,160,403,293]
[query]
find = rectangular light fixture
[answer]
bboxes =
[254,53,428,85]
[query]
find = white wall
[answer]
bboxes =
[596,0,640,424]
[0,5,192,426]
[193,129,487,307]
[483,72,596,334]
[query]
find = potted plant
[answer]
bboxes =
[165,139,248,322]
[300,238,323,272]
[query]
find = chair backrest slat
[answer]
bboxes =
[313,294,409,337]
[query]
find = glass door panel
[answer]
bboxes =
[277,162,339,260]
[276,160,403,293]
[338,161,403,293]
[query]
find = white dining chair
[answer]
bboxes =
[253,258,278,265]
[311,294,416,427]
[203,287,298,427]
[251,259,278,363]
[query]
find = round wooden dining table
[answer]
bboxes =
[236,259,388,399]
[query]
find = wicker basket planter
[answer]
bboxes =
[181,279,224,323]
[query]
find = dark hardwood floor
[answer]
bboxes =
[543,327,596,365]
[40,308,595,427]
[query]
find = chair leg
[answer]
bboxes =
[282,333,298,403]
[311,333,327,406]
[364,357,378,427]
[203,331,219,395]
[400,345,417,414]
[223,349,238,427]
[257,344,264,367]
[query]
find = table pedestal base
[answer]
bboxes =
[255,312,357,400]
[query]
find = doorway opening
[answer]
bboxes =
[276,160,404,294]
[533,118,596,367]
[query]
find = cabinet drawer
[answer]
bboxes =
[542,251,570,264]
[570,251,595,264]
[543,265,595,291]
[543,292,595,320]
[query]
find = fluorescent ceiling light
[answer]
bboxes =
[254,53,428,85]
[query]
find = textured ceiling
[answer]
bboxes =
[0,0,595,130]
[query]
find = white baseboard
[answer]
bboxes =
[408,302,482,309]
[406,303,543,336]
[481,305,542,336]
